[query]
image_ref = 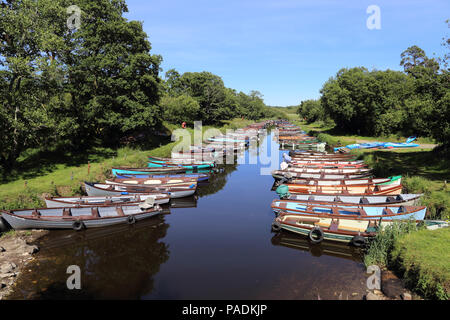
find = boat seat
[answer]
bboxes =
[32,210,41,217]
[383,208,394,216]
[63,208,72,217]
[91,207,100,218]
[386,196,396,203]
[308,196,315,201]
[334,196,341,202]
[398,205,406,213]
[139,197,155,210]
[329,219,339,231]
[359,198,370,205]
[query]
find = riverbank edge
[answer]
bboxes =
[300,121,449,300]
[0,230,49,299]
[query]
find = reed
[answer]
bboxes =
[363,220,419,268]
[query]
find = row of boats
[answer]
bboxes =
[277,124,326,151]
[270,121,444,247]
[0,122,272,231]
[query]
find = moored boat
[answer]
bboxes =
[45,194,170,208]
[286,193,423,206]
[276,182,403,196]
[115,173,210,182]
[271,170,373,181]
[271,199,427,220]
[84,182,196,198]
[111,167,187,176]
[105,176,199,187]
[1,204,163,230]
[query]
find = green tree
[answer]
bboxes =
[160,94,200,124]
[297,99,325,124]
[64,0,163,147]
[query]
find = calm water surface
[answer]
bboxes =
[8,132,368,300]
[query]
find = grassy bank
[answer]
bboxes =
[0,119,256,211]
[391,227,450,300]
[364,222,450,300]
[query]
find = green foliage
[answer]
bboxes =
[319,43,450,145]
[297,99,327,124]
[390,228,450,300]
[162,69,277,123]
[0,0,163,172]
[160,94,200,124]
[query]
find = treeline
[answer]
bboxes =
[161,69,282,125]
[297,29,450,145]
[0,0,277,173]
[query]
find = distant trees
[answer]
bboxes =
[162,70,273,124]
[297,99,325,124]
[318,38,449,145]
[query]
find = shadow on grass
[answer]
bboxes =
[362,149,450,182]
[0,134,172,184]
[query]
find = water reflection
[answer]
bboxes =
[196,164,238,198]
[7,216,169,300]
[271,231,363,262]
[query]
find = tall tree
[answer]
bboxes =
[64,0,163,147]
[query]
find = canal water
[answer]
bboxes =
[8,132,369,300]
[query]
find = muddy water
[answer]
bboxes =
[7,132,369,300]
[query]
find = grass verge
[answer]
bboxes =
[390,228,450,300]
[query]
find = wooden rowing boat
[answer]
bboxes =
[84,182,196,198]
[277,167,373,175]
[147,156,215,170]
[286,162,368,169]
[272,214,381,244]
[271,170,373,181]
[105,176,198,187]
[280,183,403,196]
[271,199,427,220]
[286,194,423,206]
[289,159,365,165]
[288,153,357,161]
[1,204,163,230]
[114,173,210,182]
[111,167,187,176]
[45,194,170,208]
[285,176,402,187]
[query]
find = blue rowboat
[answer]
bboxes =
[207,137,249,145]
[147,156,215,170]
[147,161,214,170]
[115,173,210,182]
[112,167,212,177]
[271,199,427,220]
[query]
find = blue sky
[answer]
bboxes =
[124,0,449,106]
